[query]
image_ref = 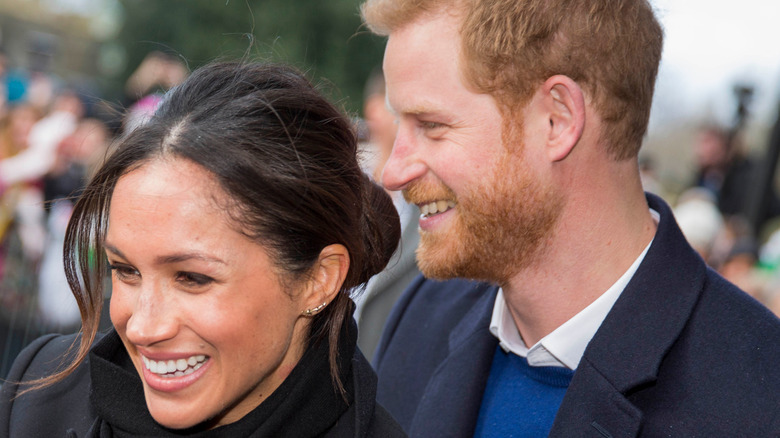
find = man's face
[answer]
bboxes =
[382,11,562,283]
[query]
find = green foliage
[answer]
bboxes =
[116,0,386,114]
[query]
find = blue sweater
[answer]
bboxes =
[474,345,575,437]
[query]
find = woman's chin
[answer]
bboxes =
[144,395,210,430]
[152,414,200,430]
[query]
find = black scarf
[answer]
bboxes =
[87,322,355,437]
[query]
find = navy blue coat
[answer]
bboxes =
[374,194,780,437]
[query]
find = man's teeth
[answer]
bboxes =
[420,200,456,217]
[143,355,207,378]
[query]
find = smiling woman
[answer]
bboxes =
[0,62,405,437]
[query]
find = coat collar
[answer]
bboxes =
[409,282,499,438]
[550,193,708,437]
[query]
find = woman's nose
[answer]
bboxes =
[123,282,178,346]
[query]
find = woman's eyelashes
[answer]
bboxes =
[176,272,215,288]
[107,262,215,288]
[108,262,141,282]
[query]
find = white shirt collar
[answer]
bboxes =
[489,209,659,369]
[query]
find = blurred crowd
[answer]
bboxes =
[0,51,186,376]
[656,122,780,317]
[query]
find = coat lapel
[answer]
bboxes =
[550,362,643,437]
[550,193,707,437]
[409,286,499,438]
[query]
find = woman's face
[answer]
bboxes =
[106,158,311,429]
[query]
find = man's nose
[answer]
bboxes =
[381,125,427,191]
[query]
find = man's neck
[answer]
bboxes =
[501,171,657,347]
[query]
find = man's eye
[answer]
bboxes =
[176,272,215,287]
[420,121,444,130]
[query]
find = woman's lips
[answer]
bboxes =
[141,354,212,393]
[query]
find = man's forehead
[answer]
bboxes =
[388,7,463,38]
[383,16,464,87]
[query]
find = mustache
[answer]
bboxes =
[403,181,457,205]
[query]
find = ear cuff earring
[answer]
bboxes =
[302,302,329,316]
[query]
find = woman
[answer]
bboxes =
[0,62,405,437]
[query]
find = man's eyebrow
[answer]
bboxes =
[402,104,440,116]
[385,95,441,118]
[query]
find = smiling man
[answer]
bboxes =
[361,0,780,436]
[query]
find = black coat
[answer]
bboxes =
[2,324,405,437]
[373,193,780,437]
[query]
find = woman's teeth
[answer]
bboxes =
[143,355,207,378]
[420,200,456,218]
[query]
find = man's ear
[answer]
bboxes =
[541,75,586,162]
[300,244,350,316]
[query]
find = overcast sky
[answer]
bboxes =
[650,0,780,131]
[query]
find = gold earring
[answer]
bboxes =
[302,302,328,316]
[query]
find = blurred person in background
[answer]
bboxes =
[672,187,725,263]
[123,51,188,133]
[718,237,762,298]
[693,124,730,198]
[354,68,420,360]
[37,118,111,333]
[0,103,47,273]
[0,89,84,378]
[0,90,83,189]
[0,104,42,162]
[0,90,84,280]
[687,121,780,313]
[693,123,780,235]
[0,102,47,381]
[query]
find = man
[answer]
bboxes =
[355,68,421,360]
[360,0,780,437]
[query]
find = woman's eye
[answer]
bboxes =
[176,272,214,287]
[108,263,140,281]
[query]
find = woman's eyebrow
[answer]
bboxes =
[155,252,227,265]
[104,243,226,265]
[104,242,126,259]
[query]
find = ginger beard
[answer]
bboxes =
[405,141,563,285]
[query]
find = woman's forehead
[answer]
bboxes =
[115,158,223,201]
[109,159,232,231]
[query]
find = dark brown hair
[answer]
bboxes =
[36,61,400,395]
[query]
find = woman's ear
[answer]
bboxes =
[541,75,586,162]
[301,244,350,316]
